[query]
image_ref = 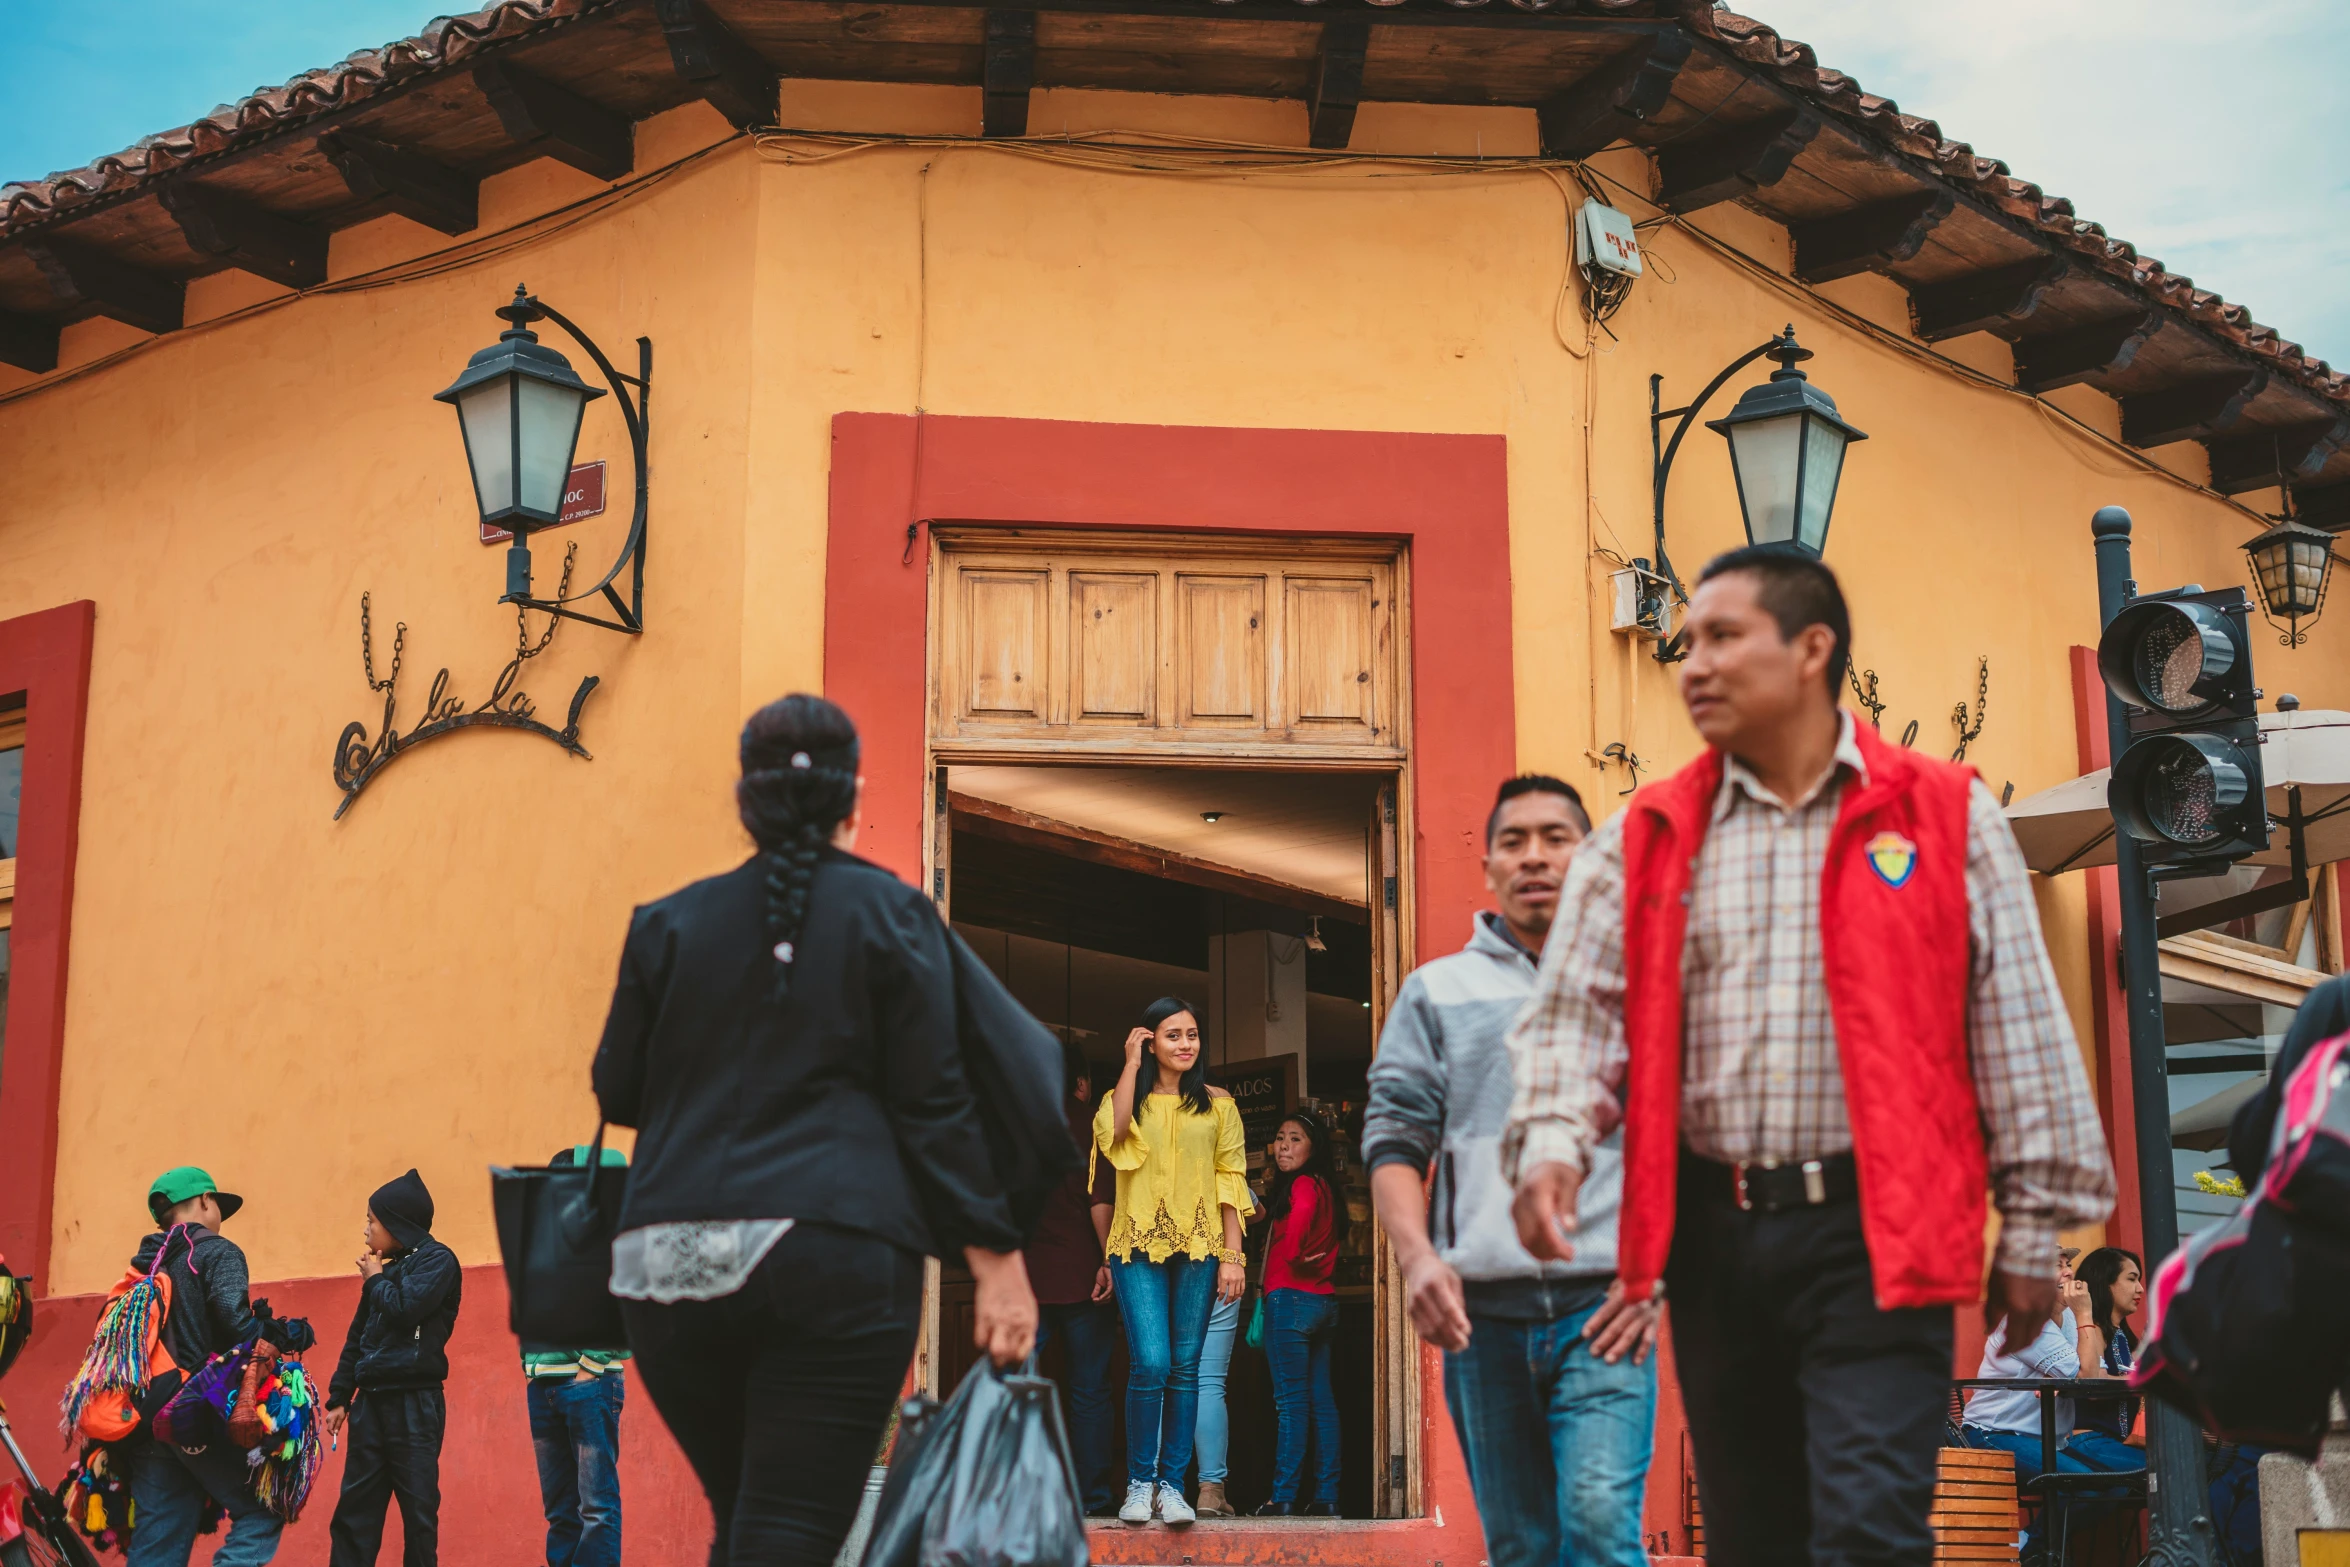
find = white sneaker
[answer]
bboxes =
[1119,1481,1155,1525]
[1157,1484,1196,1526]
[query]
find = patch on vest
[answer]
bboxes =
[1865,831,1918,888]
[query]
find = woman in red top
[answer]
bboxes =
[1256,1111,1342,1516]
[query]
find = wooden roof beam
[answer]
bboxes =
[2012,311,2160,394]
[1306,21,1371,151]
[1909,255,2070,341]
[1538,30,1692,160]
[474,58,634,182]
[655,0,776,131]
[24,240,183,334]
[2205,417,2350,495]
[156,182,328,290]
[1655,107,1820,213]
[317,132,479,235]
[0,309,59,374]
[982,9,1037,139]
[1791,189,1953,284]
[2121,369,2271,449]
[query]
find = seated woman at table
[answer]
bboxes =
[1962,1251,2143,1558]
[2068,1246,2145,1471]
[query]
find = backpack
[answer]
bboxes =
[2130,1032,2350,1455]
[60,1228,190,1443]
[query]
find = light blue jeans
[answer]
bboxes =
[124,1436,285,1567]
[1193,1295,1241,1485]
[1442,1300,1657,1567]
[1109,1254,1218,1487]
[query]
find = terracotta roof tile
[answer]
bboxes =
[0,0,2340,406]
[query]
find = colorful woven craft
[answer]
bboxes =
[242,1355,324,1521]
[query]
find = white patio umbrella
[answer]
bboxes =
[2004,708,2350,875]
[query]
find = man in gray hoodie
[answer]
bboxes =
[1365,776,1657,1567]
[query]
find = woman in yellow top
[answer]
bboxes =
[1094,996,1250,1528]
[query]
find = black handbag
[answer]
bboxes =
[490,1124,630,1348]
[945,930,1082,1242]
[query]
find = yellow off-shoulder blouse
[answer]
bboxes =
[1092,1090,1253,1263]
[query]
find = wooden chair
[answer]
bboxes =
[1933,1447,2022,1566]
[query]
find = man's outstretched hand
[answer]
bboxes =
[1511,1160,1584,1263]
[1986,1268,2057,1344]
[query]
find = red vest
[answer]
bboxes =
[1615,717,1985,1309]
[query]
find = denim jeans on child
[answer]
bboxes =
[1193,1295,1241,1487]
[1442,1296,1658,1567]
[1109,1254,1218,1486]
[529,1370,626,1567]
[123,1436,286,1567]
[1263,1287,1342,1509]
[1039,1299,1124,1512]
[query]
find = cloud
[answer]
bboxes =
[1746,0,2350,366]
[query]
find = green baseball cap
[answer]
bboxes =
[147,1166,243,1223]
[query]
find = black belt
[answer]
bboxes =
[1687,1151,1858,1214]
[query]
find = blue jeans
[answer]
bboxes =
[1039,1300,1122,1512]
[1193,1295,1241,1486]
[123,1436,285,1567]
[1963,1427,2142,1548]
[1264,1288,1341,1508]
[1442,1303,1658,1567]
[1110,1254,1218,1486]
[529,1370,626,1567]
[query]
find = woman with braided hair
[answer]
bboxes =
[594,692,1036,1567]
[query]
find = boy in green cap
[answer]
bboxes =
[122,1166,284,1567]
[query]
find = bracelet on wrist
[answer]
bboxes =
[1218,1248,1245,1266]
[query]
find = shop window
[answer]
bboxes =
[2157,863,2341,1230]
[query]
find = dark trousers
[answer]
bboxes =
[528,1370,626,1567]
[1666,1159,1954,1567]
[1038,1300,1121,1513]
[327,1386,446,1567]
[621,1223,922,1567]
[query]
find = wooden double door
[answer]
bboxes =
[921,528,1421,1520]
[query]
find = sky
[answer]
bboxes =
[3,0,2347,366]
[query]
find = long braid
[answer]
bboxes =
[738,694,860,999]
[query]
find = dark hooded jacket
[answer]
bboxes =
[131,1225,258,1381]
[327,1171,463,1409]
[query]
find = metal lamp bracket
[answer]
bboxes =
[1646,332,1795,664]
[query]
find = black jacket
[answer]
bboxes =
[594,851,1019,1257]
[2230,971,2350,1183]
[132,1227,258,1377]
[327,1236,462,1409]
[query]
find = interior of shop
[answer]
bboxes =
[938,761,1388,1516]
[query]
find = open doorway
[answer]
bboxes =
[931,761,1395,1518]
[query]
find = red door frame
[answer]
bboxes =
[822,412,1514,1565]
[0,600,96,1288]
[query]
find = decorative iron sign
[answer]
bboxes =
[332,545,600,819]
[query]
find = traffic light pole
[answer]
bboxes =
[2090,506,2218,1567]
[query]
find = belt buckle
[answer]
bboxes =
[1801,1159,1827,1206]
[1733,1156,1779,1213]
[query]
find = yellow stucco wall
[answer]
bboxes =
[1,84,2337,1291]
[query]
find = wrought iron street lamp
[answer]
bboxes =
[1641,324,1867,659]
[2242,514,2336,647]
[436,283,651,635]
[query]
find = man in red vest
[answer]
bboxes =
[1502,547,2113,1567]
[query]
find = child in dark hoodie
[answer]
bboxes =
[322,1169,462,1567]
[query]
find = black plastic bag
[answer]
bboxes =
[489,1123,629,1348]
[861,1358,1087,1567]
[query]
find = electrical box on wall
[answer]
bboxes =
[1610,561,1672,640]
[1575,201,1644,278]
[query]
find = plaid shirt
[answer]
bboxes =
[1501,714,2114,1276]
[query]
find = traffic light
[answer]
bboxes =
[2096,584,2269,865]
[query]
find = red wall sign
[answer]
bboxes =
[478,460,606,544]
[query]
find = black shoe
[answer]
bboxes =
[1300,1502,1338,1518]
[1251,1501,1294,1517]
[1084,1503,1120,1519]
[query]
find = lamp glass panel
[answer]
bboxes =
[1795,415,1849,553]
[515,376,588,520]
[1725,411,1805,546]
[455,374,516,519]
[2288,537,2331,614]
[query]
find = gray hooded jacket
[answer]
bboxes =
[1362,913,1622,1300]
